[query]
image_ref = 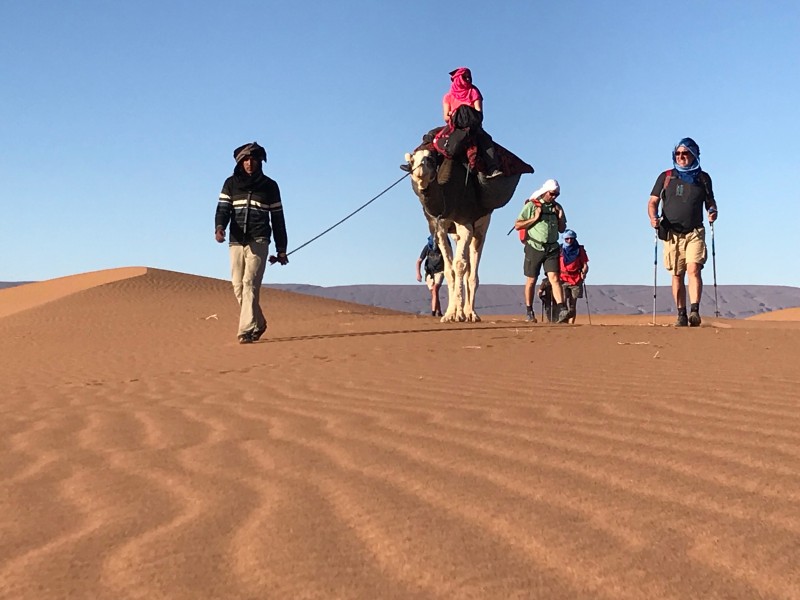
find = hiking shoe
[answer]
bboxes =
[431,310,437,317]
[485,169,504,179]
[238,333,254,344]
[251,327,266,341]
[556,307,570,323]
[675,313,689,327]
[435,310,443,317]
[525,312,537,323]
[688,310,702,327]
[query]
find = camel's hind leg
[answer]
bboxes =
[462,214,490,322]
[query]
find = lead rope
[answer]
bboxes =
[273,173,410,261]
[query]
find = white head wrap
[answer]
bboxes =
[529,178,560,200]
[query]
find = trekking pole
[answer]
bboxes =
[711,221,720,317]
[652,226,658,325]
[583,281,592,325]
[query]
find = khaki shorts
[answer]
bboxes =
[425,272,444,289]
[663,227,707,275]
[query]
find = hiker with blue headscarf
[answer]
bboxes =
[416,234,450,317]
[647,137,718,327]
[559,229,589,323]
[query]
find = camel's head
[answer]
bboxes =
[404,149,437,191]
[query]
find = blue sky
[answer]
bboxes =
[3,1,799,286]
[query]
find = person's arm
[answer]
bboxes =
[703,173,718,223]
[268,183,289,264]
[215,182,232,243]
[416,258,423,282]
[555,202,567,233]
[473,98,483,113]
[514,203,540,230]
[648,172,666,228]
[580,249,589,280]
[648,195,661,228]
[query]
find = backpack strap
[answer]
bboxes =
[657,169,673,216]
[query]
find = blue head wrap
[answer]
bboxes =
[561,230,580,265]
[672,137,702,184]
[427,235,435,250]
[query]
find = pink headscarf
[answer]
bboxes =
[448,67,479,103]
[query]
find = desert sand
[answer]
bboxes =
[1,267,799,599]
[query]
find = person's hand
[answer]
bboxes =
[708,208,718,223]
[650,216,660,229]
[268,252,289,265]
[554,202,564,220]
[416,273,422,282]
[215,228,225,243]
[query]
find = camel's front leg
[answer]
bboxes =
[462,215,489,322]
[434,225,458,323]
[448,223,473,322]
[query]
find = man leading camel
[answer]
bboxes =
[215,142,289,343]
[515,179,570,324]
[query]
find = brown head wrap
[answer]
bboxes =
[233,141,267,164]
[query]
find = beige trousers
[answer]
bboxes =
[229,240,268,337]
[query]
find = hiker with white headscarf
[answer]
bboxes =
[514,179,569,323]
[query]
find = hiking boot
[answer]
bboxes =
[556,307,571,324]
[238,332,254,344]
[675,313,689,327]
[688,310,702,327]
[525,312,537,323]
[435,310,443,317]
[431,310,437,317]
[251,327,266,341]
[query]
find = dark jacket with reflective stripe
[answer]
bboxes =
[215,172,288,251]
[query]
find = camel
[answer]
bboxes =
[405,139,533,322]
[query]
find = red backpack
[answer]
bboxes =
[518,199,543,243]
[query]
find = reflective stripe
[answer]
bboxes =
[232,199,282,210]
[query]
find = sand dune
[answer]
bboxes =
[747,306,800,321]
[0,266,146,319]
[1,268,799,599]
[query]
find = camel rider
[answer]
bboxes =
[440,67,502,178]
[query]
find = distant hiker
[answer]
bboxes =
[537,278,556,322]
[559,229,589,323]
[514,179,570,323]
[214,142,288,344]
[416,235,448,317]
[440,67,502,178]
[647,137,718,327]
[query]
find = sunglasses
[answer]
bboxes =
[675,151,693,158]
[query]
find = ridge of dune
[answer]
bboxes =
[746,306,800,321]
[0,266,148,320]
